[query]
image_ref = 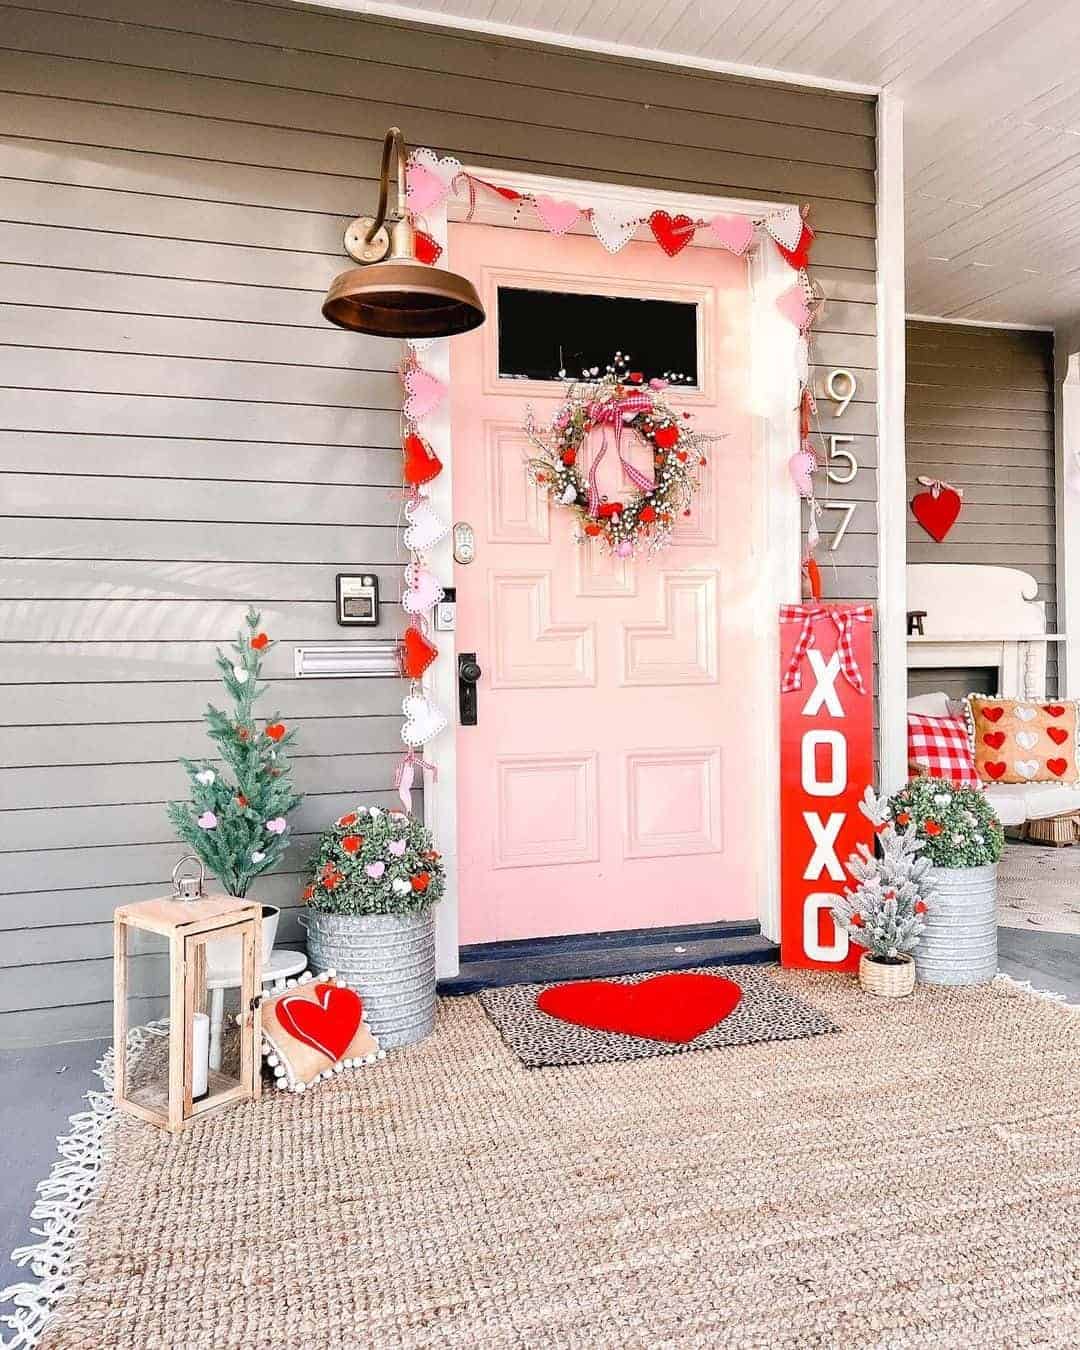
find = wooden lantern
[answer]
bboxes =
[113,893,262,1132]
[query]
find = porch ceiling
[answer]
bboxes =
[320,0,1080,329]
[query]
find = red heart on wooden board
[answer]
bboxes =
[982,706,1005,723]
[1045,705,1066,718]
[982,731,1006,750]
[910,487,963,542]
[275,983,362,1064]
[1047,758,1069,778]
[1048,726,1070,745]
[536,972,742,1044]
[399,626,438,679]
[984,761,1007,780]
[414,229,442,265]
[649,211,695,258]
[402,432,443,487]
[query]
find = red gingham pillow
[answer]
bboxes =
[907,713,980,787]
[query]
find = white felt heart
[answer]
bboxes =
[1015,730,1039,751]
[1014,759,1039,779]
[402,563,444,614]
[764,204,805,252]
[403,499,450,552]
[590,206,638,254]
[401,693,447,747]
[1015,706,1037,722]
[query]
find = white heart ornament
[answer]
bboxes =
[590,206,638,254]
[195,769,215,786]
[1015,730,1038,751]
[401,693,447,747]
[764,204,805,252]
[392,877,411,897]
[1015,706,1037,722]
[559,482,578,505]
[1014,759,1039,779]
[403,499,450,551]
[233,666,249,684]
[402,563,444,615]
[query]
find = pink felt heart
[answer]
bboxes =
[365,860,386,879]
[403,367,447,422]
[406,163,448,214]
[535,196,581,236]
[388,837,407,857]
[788,449,817,497]
[776,284,810,330]
[402,563,443,615]
[708,213,755,256]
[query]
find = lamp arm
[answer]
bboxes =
[365,127,406,244]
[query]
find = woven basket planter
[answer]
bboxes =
[304,908,436,1048]
[858,952,916,998]
[915,863,998,986]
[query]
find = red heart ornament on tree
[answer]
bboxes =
[400,626,438,679]
[911,485,963,542]
[402,433,443,487]
[275,983,362,1063]
[536,972,741,1044]
[649,211,695,258]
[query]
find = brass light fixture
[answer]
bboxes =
[322,128,485,339]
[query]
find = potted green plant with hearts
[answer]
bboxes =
[301,807,445,1047]
[885,775,1004,985]
[832,789,936,997]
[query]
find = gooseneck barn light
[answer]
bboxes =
[322,128,485,339]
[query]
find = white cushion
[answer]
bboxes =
[1019,782,1080,821]
[907,691,952,717]
[982,784,1028,827]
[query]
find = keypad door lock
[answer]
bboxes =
[458,652,482,726]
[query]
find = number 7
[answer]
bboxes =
[822,501,856,551]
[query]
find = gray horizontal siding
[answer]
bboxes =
[0,0,877,1045]
[906,321,1057,698]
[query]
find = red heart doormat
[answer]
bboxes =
[536,972,741,1043]
[478,965,838,1068]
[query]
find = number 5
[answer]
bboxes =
[826,435,858,485]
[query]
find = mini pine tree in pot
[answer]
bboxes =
[167,609,302,957]
[832,787,937,997]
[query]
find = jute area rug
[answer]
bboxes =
[13,971,1080,1349]
[998,840,1080,937]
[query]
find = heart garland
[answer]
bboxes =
[649,210,695,257]
[402,432,443,487]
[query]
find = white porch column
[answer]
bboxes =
[1057,350,1080,697]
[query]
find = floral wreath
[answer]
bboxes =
[524,356,719,557]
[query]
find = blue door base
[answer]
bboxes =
[438,919,777,995]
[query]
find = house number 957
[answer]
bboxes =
[823,369,859,550]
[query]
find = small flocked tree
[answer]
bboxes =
[167,609,302,897]
[832,787,936,963]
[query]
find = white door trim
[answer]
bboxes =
[1058,351,1080,695]
[418,167,807,973]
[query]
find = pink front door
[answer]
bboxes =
[450,221,757,944]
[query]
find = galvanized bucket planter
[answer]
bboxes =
[915,863,998,986]
[304,908,436,1048]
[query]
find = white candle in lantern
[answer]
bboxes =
[191,1011,210,1099]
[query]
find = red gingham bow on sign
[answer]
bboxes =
[780,604,873,695]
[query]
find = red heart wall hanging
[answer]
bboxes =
[536,972,741,1044]
[275,983,362,1063]
[402,433,443,487]
[911,478,963,542]
[649,211,695,258]
[399,625,438,679]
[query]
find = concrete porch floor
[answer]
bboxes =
[3,923,1078,1299]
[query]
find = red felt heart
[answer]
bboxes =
[265,723,286,741]
[400,626,438,679]
[776,221,815,271]
[402,432,443,487]
[982,706,1005,723]
[536,972,742,1044]
[1045,705,1066,718]
[1048,726,1069,746]
[983,731,1006,750]
[911,487,963,542]
[414,229,442,266]
[275,983,362,1063]
[649,211,695,258]
[1047,757,1069,778]
[984,761,1007,780]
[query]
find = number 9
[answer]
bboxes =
[826,368,857,417]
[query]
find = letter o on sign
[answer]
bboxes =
[803,892,850,963]
[801,729,847,797]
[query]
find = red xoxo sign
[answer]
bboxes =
[778,604,874,971]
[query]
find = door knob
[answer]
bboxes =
[458,652,482,726]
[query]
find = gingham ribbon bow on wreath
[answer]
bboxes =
[780,604,873,695]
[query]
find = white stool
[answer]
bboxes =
[207,948,308,1071]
